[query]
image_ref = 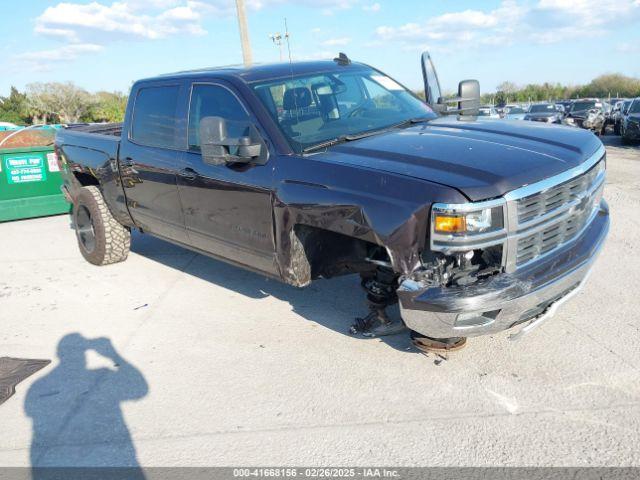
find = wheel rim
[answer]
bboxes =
[76,205,96,254]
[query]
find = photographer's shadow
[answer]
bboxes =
[25,334,147,477]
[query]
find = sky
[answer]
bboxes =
[1,0,639,97]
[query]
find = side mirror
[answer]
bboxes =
[457,80,480,116]
[429,79,480,116]
[199,116,266,166]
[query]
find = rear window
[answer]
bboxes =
[131,85,180,148]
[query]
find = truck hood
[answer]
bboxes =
[320,117,603,201]
[524,112,559,119]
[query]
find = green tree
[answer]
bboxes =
[580,74,640,98]
[90,91,128,123]
[26,82,95,124]
[0,87,29,125]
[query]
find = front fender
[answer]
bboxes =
[272,155,466,283]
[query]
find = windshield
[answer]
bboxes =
[529,104,555,113]
[571,101,597,112]
[251,68,436,153]
[506,107,525,114]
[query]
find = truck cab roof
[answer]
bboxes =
[144,60,370,85]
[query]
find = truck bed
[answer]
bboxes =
[65,122,123,137]
[56,123,121,168]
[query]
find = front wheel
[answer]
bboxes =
[600,124,607,136]
[73,186,131,265]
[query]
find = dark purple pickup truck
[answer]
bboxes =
[55,52,609,351]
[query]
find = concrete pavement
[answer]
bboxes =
[0,136,639,467]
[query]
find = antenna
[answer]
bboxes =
[284,18,292,64]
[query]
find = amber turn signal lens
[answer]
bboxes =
[434,214,466,233]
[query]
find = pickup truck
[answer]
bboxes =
[55,52,609,351]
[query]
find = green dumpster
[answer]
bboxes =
[0,128,71,222]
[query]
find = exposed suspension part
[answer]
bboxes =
[350,267,406,337]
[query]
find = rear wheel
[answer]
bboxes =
[73,186,130,265]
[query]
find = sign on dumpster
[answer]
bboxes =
[5,154,47,184]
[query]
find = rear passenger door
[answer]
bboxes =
[177,81,277,276]
[119,82,189,244]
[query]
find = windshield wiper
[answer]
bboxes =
[302,135,351,153]
[390,117,433,129]
[302,117,433,154]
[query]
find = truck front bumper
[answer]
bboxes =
[623,121,640,141]
[397,199,609,339]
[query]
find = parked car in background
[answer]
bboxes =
[556,100,573,113]
[601,101,615,132]
[613,99,633,135]
[524,103,563,124]
[502,105,526,120]
[563,99,606,134]
[621,98,640,144]
[477,105,500,119]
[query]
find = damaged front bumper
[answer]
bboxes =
[397,200,609,339]
[623,121,640,142]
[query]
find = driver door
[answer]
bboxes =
[177,81,278,276]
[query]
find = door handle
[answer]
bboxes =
[179,167,198,181]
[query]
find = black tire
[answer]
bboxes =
[73,186,131,266]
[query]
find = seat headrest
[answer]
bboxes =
[283,87,312,110]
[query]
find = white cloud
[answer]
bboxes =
[19,0,367,71]
[11,44,104,72]
[362,2,380,12]
[34,1,208,43]
[373,0,639,51]
[320,37,351,46]
[617,42,640,53]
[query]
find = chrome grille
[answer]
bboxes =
[514,159,605,267]
[515,183,603,265]
[517,159,604,224]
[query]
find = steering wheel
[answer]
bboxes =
[348,104,369,118]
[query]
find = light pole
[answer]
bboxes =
[235,0,252,66]
[269,32,284,61]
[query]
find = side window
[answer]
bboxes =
[188,84,250,151]
[131,85,180,148]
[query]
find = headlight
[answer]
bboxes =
[432,205,504,235]
[565,117,575,124]
[430,201,507,253]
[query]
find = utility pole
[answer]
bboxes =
[235,0,252,66]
